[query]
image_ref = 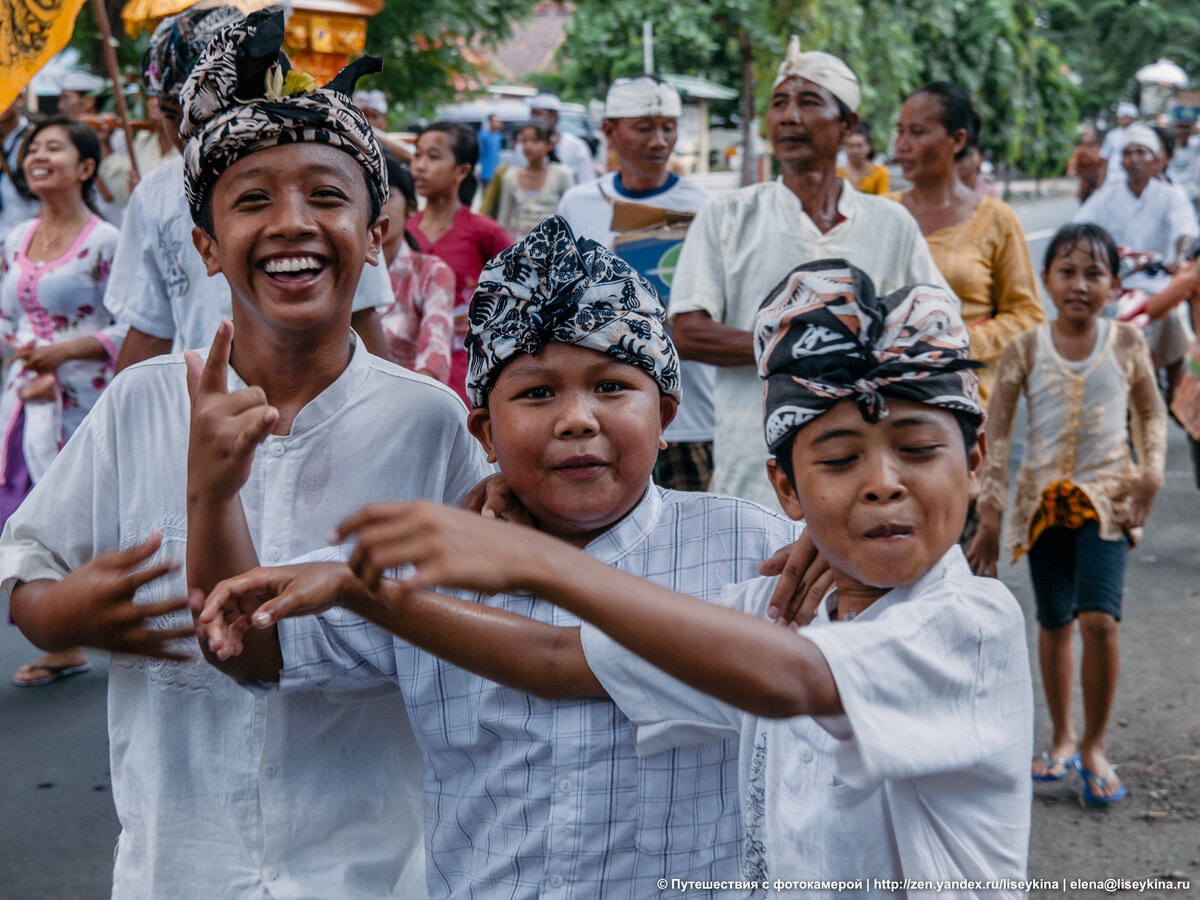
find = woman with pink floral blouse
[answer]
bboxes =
[1,117,124,686]
[378,155,455,384]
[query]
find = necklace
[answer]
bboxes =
[37,212,89,253]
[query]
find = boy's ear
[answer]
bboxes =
[657,395,678,450]
[766,458,805,520]
[366,214,385,267]
[966,427,986,501]
[192,225,222,276]
[467,406,498,464]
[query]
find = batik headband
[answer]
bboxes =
[465,216,681,408]
[755,259,982,453]
[179,6,386,225]
[144,5,243,105]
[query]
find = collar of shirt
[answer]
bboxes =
[770,176,858,239]
[818,544,968,625]
[581,480,663,566]
[224,331,371,435]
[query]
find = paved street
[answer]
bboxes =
[1,188,1195,898]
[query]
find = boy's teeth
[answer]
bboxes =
[264,256,320,274]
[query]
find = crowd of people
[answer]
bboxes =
[1,4,1199,897]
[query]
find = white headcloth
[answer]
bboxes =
[772,35,860,112]
[605,77,682,119]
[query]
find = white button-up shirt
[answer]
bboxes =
[669,180,951,509]
[582,547,1033,898]
[277,485,803,898]
[1073,178,1200,292]
[0,337,491,899]
[103,156,391,352]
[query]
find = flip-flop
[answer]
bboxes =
[11,661,91,688]
[1080,765,1128,803]
[1032,750,1080,782]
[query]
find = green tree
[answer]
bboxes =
[1040,0,1200,118]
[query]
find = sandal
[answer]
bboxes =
[1031,750,1079,782]
[11,661,91,687]
[1080,765,1127,803]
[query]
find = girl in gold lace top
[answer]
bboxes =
[967,224,1166,804]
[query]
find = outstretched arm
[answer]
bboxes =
[198,560,603,698]
[335,501,842,718]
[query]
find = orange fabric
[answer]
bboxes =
[1017,480,1099,561]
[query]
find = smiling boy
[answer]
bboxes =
[1,11,489,898]
[195,216,803,897]
[203,259,1032,895]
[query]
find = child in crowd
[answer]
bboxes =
[968,223,1166,802]
[407,121,511,401]
[497,118,573,238]
[195,216,803,897]
[379,154,455,383]
[201,258,1033,895]
[1,9,490,896]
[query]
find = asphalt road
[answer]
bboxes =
[2,188,1195,899]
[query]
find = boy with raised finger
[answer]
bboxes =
[1,9,488,898]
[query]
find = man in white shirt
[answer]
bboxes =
[669,37,949,508]
[1098,101,1139,186]
[527,92,596,185]
[1075,123,1200,374]
[107,6,390,369]
[559,76,716,490]
[2,12,490,897]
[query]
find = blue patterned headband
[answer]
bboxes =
[465,216,681,408]
[179,6,386,225]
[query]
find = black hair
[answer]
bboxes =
[1041,222,1119,279]
[850,120,876,159]
[22,115,102,215]
[772,408,980,489]
[384,152,421,252]
[909,81,977,162]
[518,117,555,144]
[418,120,479,206]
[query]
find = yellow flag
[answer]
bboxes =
[0,0,90,110]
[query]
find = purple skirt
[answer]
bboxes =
[2,407,33,624]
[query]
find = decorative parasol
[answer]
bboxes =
[120,0,274,38]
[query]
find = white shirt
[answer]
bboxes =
[277,485,803,899]
[0,337,491,899]
[1099,125,1129,185]
[582,547,1033,898]
[559,171,715,442]
[1074,178,1200,292]
[1166,142,1200,201]
[669,180,952,508]
[104,156,391,352]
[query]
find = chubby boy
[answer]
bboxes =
[196,216,803,897]
[1,11,488,898]
[205,259,1034,897]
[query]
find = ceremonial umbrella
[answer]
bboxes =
[0,0,89,110]
[120,0,274,37]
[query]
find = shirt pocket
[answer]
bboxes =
[634,739,742,861]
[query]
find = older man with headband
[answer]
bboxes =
[669,37,949,509]
[558,76,716,490]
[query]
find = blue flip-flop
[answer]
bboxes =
[1080,765,1128,803]
[1031,751,1080,782]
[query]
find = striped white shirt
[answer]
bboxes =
[278,485,803,899]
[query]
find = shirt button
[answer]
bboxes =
[558,778,572,794]
[263,761,278,777]
[549,875,564,888]
[264,868,278,881]
[799,744,814,763]
[267,546,281,561]
[271,442,285,456]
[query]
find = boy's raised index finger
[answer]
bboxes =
[199,318,234,395]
